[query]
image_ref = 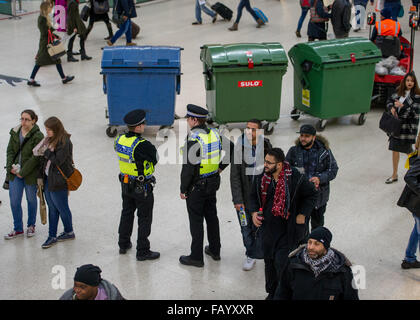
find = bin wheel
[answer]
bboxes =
[316,119,327,132]
[358,113,367,125]
[106,126,118,138]
[174,113,180,120]
[291,108,300,121]
[263,123,275,135]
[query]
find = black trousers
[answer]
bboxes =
[185,175,221,261]
[310,204,327,231]
[68,33,87,55]
[264,247,290,298]
[86,13,113,38]
[118,183,154,255]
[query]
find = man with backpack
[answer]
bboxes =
[308,0,332,41]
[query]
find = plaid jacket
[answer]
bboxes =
[387,91,420,144]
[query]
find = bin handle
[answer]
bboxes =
[176,74,181,95]
[102,74,107,94]
[290,56,310,90]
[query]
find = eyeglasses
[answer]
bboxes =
[264,160,278,165]
[20,117,32,122]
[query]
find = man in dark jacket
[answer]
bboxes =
[286,124,338,232]
[249,148,317,299]
[308,0,332,41]
[397,156,420,269]
[60,264,125,300]
[275,227,359,300]
[66,0,92,62]
[230,119,272,271]
[107,0,137,46]
[331,0,352,38]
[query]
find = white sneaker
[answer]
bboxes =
[242,256,256,271]
[27,225,35,237]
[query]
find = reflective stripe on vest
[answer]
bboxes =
[310,0,329,23]
[114,135,155,179]
[188,128,221,177]
[376,19,400,37]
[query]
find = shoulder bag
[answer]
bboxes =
[47,30,66,60]
[379,111,402,136]
[56,162,83,191]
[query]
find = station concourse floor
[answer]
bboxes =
[0,0,419,300]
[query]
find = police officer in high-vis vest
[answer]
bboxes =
[179,104,232,267]
[114,109,160,261]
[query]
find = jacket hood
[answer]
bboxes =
[289,244,352,268]
[294,134,330,150]
[60,279,123,300]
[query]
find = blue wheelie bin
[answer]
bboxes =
[101,46,182,137]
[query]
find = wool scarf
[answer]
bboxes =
[260,161,292,219]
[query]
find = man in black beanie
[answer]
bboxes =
[274,227,359,300]
[60,264,125,300]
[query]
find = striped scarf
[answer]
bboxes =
[261,161,292,219]
[302,247,339,278]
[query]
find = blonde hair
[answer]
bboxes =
[40,1,53,28]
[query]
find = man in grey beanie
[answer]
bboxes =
[274,227,359,300]
[60,264,125,300]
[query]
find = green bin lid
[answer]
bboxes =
[201,43,288,68]
[288,37,381,65]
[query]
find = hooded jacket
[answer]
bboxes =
[275,244,359,300]
[6,124,44,185]
[60,279,125,300]
[397,156,420,218]
[230,134,272,210]
[286,135,338,209]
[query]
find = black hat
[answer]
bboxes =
[185,104,208,118]
[298,124,316,136]
[123,109,146,126]
[74,264,102,287]
[381,7,392,19]
[308,227,333,249]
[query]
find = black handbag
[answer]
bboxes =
[379,111,402,136]
[81,5,90,22]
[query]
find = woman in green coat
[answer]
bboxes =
[4,110,44,240]
[27,1,74,87]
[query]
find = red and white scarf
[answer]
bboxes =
[261,161,292,219]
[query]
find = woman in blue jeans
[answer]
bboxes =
[192,0,217,25]
[228,0,265,31]
[37,117,76,249]
[4,110,44,240]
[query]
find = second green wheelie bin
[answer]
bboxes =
[288,37,381,131]
[200,43,288,134]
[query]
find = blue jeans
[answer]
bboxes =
[195,0,215,23]
[44,179,73,238]
[236,210,258,258]
[297,7,309,32]
[235,0,259,24]
[110,18,132,44]
[404,214,420,262]
[384,1,401,21]
[9,177,37,232]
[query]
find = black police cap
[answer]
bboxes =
[123,109,146,126]
[185,104,208,118]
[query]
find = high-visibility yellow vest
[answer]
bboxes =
[114,134,155,179]
[186,128,221,177]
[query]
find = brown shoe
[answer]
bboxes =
[126,42,137,46]
[106,40,113,46]
[256,18,265,28]
[228,22,238,31]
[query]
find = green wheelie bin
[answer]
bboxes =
[288,37,381,131]
[200,43,288,134]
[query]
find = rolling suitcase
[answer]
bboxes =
[253,7,268,23]
[211,2,233,21]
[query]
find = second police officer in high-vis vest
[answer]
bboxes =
[114,109,160,261]
[179,104,232,267]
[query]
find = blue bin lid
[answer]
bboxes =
[101,46,181,68]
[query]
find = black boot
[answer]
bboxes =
[80,49,92,61]
[67,53,78,62]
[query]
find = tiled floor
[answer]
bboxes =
[0,0,419,300]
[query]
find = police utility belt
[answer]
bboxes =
[120,173,156,196]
